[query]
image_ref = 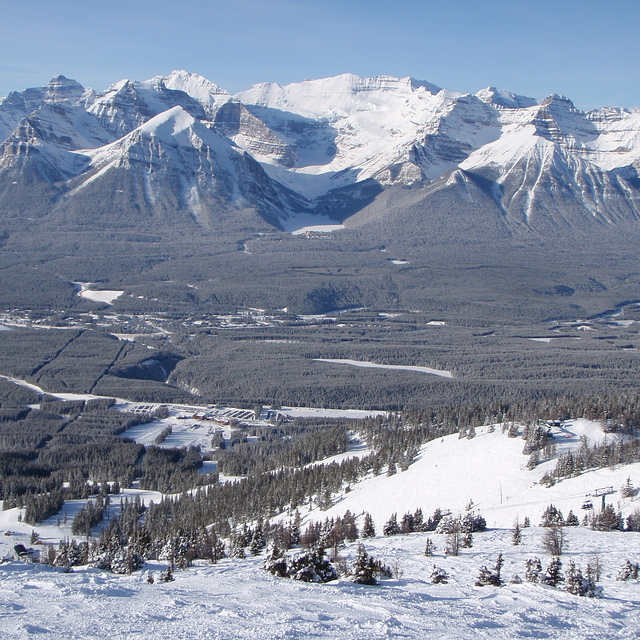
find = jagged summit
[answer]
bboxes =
[475,86,537,109]
[1,70,640,238]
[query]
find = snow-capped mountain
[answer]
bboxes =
[1,70,640,236]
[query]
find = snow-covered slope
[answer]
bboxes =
[304,420,640,531]
[1,417,639,640]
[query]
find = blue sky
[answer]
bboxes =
[1,0,638,110]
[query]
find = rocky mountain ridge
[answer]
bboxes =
[1,71,640,237]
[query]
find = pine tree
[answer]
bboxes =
[494,553,504,585]
[342,510,359,542]
[288,546,337,583]
[351,544,377,585]
[621,477,635,498]
[565,510,580,527]
[525,558,542,583]
[511,520,522,545]
[361,512,376,538]
[400,512,414,534]
[382,513,400,536]
[583,563,601,598]
[477,554,504,586]
[430,565,448,584]
[461,531,473,548]
[594,505,622,531]
[617,560,639,581]
[159,566,174,582]
[250,528,266,556]
[290,513,301,544]
[263,543,288,578]
[542,525,565,555]
[540,504,564,527]
[424,537,435,557]
[565,560,585,595]
[543,557,563,587]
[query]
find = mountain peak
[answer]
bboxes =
[138,105,196,139]
[541,93,576,109]
[44,75,85,103]
[475,86,537,109]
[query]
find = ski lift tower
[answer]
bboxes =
[590,486,615,512]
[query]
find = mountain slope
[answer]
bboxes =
[1,71,640,240]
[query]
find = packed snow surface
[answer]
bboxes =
[1,538,639,640]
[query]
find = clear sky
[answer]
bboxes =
[1,0,638,111]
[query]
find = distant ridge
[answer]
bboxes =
[1,71,640,240]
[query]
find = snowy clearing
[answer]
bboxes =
[282,213,345,235]
[75,282,124,304]
[315,358,454,378]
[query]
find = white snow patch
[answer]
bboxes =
[75,282,124,305]
[282,213,345,234]
[315,358,454,378]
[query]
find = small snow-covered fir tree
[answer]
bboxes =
[461,531,473,548]
[158,566,174,582]
[210,530,226,564]
[475,566,494,587]
[621,477,636,498]
[564,561,601,597]
[249,527,266,556]
[583,564,601,598]
[525,558,542,583]
[351,544,377,585]
[287,546,338,583]
[430,565,448,584]
[565,560,585,596]
[543,557,563,587]
[424,537,435,557]
[617,559,639,581]
[263,543,288,578]
[476,554,503,587]
[511,520,522,545]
